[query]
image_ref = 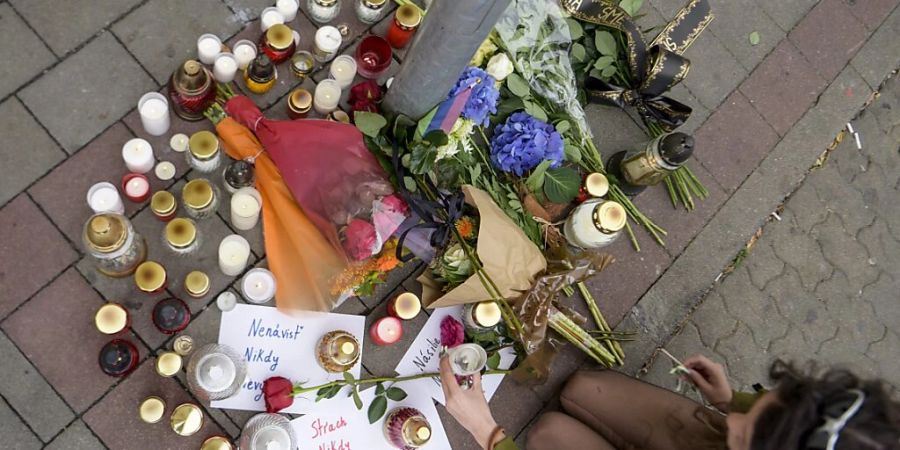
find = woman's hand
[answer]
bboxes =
[683,355,733,411]
[440,356,503,449]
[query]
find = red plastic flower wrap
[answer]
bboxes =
[263,376,294,413]
[440,316,465,348]
[224,95,408,264]
[348,80,383,113]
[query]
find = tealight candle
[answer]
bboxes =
[232,39,258,70]
[241,268,276,304]
[313,26,342,62]
[585,172,609,197]
[137,92,170,136]
[313,79,341,115]
[230,187,262,231]
[387,292,421,320]
[122,138,155,174]
[260,7,285,32]
[139,396,166,424]
[213,52,238,83]
[95,303,129,335]
[197,34,222,65]
[216,291,238,312]
[370,316,402,346]
[87,182,125,214]
[122,173,151,203]
[276,0,299,21]
[329,55,357,88]
[218,235,251,276]
[170,133,189,152]
[155,161,176,181]
[156,351,183,377]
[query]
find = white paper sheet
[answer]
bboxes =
[213,304,365,414]
[394,306,515,404]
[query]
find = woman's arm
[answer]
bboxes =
[439,356,513,449]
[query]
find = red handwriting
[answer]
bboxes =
[311,417,348,439]
[317,440,351,450]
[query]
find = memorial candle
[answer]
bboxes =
[95,303,129,335]
[122,173,151,203]
[99,339,139,377]
[170,133,189,152]
[197,34,222,65]
[154,161,176,181]
[313,26,342,62]
[153,297,191,335]
[241,268,277,304]
[355,35,392,79]
[122,138,155,174]
[87,182,125,214]
[276,0,299,21]
[370,316,402,345]
[313,79,341,115]
[329,55,357,88]
[138,92,171,136]
[260,7,285,32]
[213,52,238,83]
[232,39,258,70]
[230,187,262,230]
[387,292,421,320]
[218,234,251,276]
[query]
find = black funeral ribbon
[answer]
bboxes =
[391,141,465,262]
[562,0,713,131]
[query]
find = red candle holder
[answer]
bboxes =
[122,173,151,203]
[99,339,139,377]
[355,36,393,79]
[152,298,191,335]
[370,316,403,346]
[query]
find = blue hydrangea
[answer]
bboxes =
[448,67,499,127]
[490,112,565,176]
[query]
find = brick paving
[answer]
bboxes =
[0,1,898,449]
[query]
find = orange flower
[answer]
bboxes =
[455,217,476,240]
[376,253,400,272]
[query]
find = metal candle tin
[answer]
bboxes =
[187,131,222,173]
[170,403,204,436]
[155,351,183,377]
[287,88,313,119]
[201,436,234,450]
[139,396,166,424]
[83,213,147,277]
[152,297,191,334]
[185,271,210,298]
[150,191,177,221]
[316,330,361,373]
[173,335,195,356]
[223,160,255,194]
[99,339,139,377]
[384,407,431,449]
[164,217,200,255]
[134,261,167,294]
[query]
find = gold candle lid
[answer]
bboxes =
[173,335,194,356]
[135,261,166,292]
[363,0,386,7]
[185,271,210,297]
[156,351,183,377]
[473,301,502,328]
[266,24,294,51]
[183,179,214,210]
[585,173,609,198]
[151,191,177,216]
[315,0,338,6]
[396,4,422,28]
[139,396,166,424]
[201,436,234,450]
[592,201,627,233]
[85,215,127,253]
[165,218,197,249]
[288,89,312,113]
[170,403,204,436]
[95,303,128,334]
[189,131,219,160]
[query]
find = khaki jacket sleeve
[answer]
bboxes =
[494,436,520,450]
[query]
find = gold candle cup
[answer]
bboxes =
[185,270,210,298]
[135,261,167,294]
[170,403,204,436]
[201,435,234,450]
[165,218,198,251]
[139,396,166,424]
[188,131,219,162]
[183,179,215,211]
[316,330,360,373]
[156,351,183,377]
[584,173,609,198]
[150,191,177,220]
[95,303,129,335]
[173,335,194,356]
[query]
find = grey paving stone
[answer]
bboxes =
[112,0,243,84]
[850,5,900,88]
[18,32,155,153]
[0,3,55,98]
[0,330,74,442]
[679,27,748,111]
[843,0,899,30]
[584,103,648,161]
[10,0,142,55]
[667,83,712,135]
[222,0,273,22]
[707,0,785,72]
[0,97,64,206]
[757,0,819,32]
[788,0,869,81]
[0,397,41,450]
[44,420,105,450]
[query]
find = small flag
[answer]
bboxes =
[424,86,473,135]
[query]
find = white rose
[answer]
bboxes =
[485,53,514,81]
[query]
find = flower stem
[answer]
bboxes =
[291,369,511,396]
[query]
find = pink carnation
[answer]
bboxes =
[343,219,378,261]
[381,194,409,215]
[440,316,465,348]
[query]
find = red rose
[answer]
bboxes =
[350,99,379,114]
[349,80,383,103]
[263,376,294,413]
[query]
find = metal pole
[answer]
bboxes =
[383,0,512,119]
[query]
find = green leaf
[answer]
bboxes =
[525,159,553,193]
[409,142,437,175]
[342,371,355,384]
[593,55,615,70]
[423,130,449,148]
[618,0,643,16]
[566,18,584,40]
[571,43,587,63]
[543,167,581,203]
[351,387,363,410]
[564,143,582,164]
[594,31,617,57]
[487,352,501,370]
[555,120,571,134]
[354,112,388,138]
[749,31,760,46]
[368,395,388,424]
[375,382,386,396]
[506,73,531,98]
[386,387,408,401]
[496,97,525,121]
[403,176,417,192]
[601,65,617,78]
[508,199,523,211]
[589,68,605,80]
[524,101,548,122]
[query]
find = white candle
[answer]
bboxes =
[137,92,170,136]
[122,138,155,174]
[197,34,222,65]
[260,7,285,32]
[169,133,189,152]
[233,40,257,70]
[241,268,277,304]
[216,291,238,312]
[313,79,341,115]
[329,55,357,89]
[313,26,342,62]
[218,235,251,276]
[292,30,301,47]
[125,176,149,199]
[254,426,291,450]
[214,52,238,83]
[154,161,176,181]
[276,0,299,21]
[230,187,262,231]
[87,182,125,214]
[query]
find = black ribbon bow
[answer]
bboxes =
[563,0,713,131]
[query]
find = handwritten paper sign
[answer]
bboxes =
[291,382,451,450]
[213,304,365,414]
[394,306,516,405]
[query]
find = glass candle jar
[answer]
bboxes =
[563,198,627,249]
[307,0,340,23]
[287,88,312,119]
[239,414,297,450]
[153,297,191,335]
[156,351,183,377]
[384,407,432,449]
[244,54,277,95]
[462,301,502,333]
[259,24,296,64]
[83,213,147,277]
[316,330,361,373]
[223,160,255,194]
[290,51,315,80]
[164,217,201,256]
[356,35,392,79]
[150,191,178,221]
[168,60,217,121]
[387,4,422,49]
[99,339,140,377]
[139,396,166,424]
[185,271,210,298]
[187,344,248,403]
[187,131,222,173]
[135,261,167,294]
[182,178,219,220]
[313,26,342,62]
[355,0,386,24]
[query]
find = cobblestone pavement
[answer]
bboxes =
[642,74,900,393]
